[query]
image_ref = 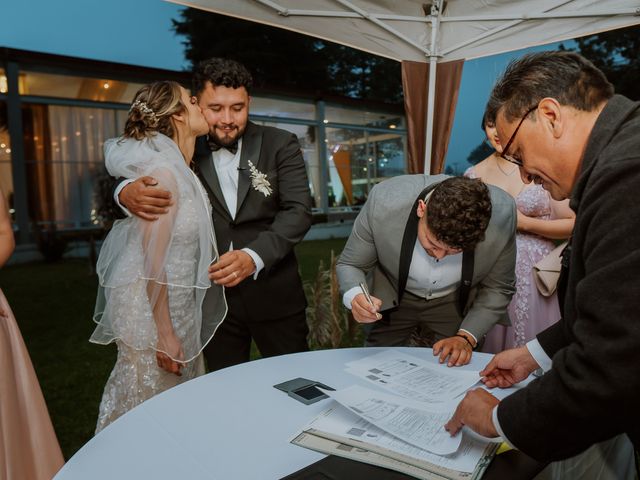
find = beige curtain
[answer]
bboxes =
[401,60,464,174]
[333,150,353,205]
[22,103,55,224]
[0,289,64,479]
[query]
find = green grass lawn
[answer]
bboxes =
[0,237,346,460]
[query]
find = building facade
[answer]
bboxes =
[0,48,406,251]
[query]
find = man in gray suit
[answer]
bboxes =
[337,175,516,366]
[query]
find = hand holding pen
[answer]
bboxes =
[350,282,383,323]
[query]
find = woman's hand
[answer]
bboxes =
[156,332,184,376]
[516,210,531,231]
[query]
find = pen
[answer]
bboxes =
[359,281,375,308]
[359,282,381,320]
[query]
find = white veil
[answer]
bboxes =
[90,133,226,363]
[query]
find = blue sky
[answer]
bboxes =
[1,0,570,170]
[1,0,187,71]
[445,41,569,173]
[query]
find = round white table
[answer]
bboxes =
[55,347,516,479]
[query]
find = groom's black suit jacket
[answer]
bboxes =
[194,121,312,322]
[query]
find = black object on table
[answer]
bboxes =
[281,451,548,480]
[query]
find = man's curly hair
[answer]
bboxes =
[426,177,492,251]
[193,58,253,95]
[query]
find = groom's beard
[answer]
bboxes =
[209,123,246,147]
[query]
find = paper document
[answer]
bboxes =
[291,431,444,480]
[346,350,481,403]
[303,402,492,473]
[327,385,460,455]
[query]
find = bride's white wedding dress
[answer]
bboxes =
[91,134,226,433]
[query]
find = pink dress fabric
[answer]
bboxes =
[0,288,65,479]
[465,167,562,353]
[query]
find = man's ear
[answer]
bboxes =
[538,97,563,138]
[416,199,427,218]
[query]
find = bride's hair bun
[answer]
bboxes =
[123,81,185,140]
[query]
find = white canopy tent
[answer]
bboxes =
[169,0,640,173]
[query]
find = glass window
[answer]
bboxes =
[0,68,7,94]
[22,103,124,229]
[250,119,321,210]
[324,104,404,129]
[326,127,406,209]
[250,96,315,121]
[0,101,13,221]
[20,71,145,103]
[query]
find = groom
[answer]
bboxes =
[117,58,312,370]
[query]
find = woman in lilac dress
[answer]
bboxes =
[464,116,575,353]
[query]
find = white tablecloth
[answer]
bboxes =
[55,347,509,480]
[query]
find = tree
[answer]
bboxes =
[172,8,403,102]
[565,24,640,101]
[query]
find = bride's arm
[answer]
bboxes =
[140,167,184,375]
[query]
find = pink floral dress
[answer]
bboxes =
[465,167,562,352]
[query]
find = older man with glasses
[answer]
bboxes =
[445,51,640,475]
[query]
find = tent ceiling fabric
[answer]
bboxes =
[169,0,640,63]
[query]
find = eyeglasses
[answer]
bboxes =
[500,106,538,167]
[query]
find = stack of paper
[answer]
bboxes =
[291,351,497,480]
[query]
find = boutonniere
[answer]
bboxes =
[247,160,273,197]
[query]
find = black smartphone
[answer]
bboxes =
[287,385,328,405]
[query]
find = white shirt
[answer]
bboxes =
[209,138,264,276]
[406,240,462,300]
[343,239,476,342]
[491,338,552,448]
[213,139,241,221]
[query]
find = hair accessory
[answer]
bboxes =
[130,100,157,123]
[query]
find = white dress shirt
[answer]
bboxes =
[491,338,553,448]
[210,139,264,277]
[213,140,241,221]
[343,239,476,342]
[406,240,462,300]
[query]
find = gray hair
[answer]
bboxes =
[489,51,614,123]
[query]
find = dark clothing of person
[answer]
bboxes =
[497,95,640,460]
[194,121,312,370]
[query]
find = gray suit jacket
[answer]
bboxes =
[336,174,517,340]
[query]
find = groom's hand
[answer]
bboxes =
[120,176,173,221]
[209,250,256,287]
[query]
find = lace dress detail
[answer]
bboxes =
[465,167,561,352]
[95,174,210,433]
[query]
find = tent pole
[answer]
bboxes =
[424,1,441,175]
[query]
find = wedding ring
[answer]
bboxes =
[233,271,238,279]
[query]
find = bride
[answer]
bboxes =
[90,81,227,432]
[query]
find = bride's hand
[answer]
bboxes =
[156,332,185,376]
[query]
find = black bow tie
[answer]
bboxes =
[207,138,239,155]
